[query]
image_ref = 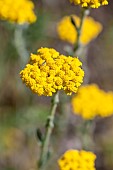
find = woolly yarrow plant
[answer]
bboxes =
[18,0,109,170]
[0,0,110,169]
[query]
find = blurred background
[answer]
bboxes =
[0,0,113,170]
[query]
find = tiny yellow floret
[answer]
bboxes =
[58,149,96,170]
[20,47,84,96]
[72,84,113,119]
[0,0,37,24]
[57,15,102,45]
[69,0,108,8]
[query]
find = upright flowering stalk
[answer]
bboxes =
[20,47,84,168]
[0,0,37,66]
[68,0,108,54]
[68,0,108,149]
[71,84,113,150]
[56,0,109,155]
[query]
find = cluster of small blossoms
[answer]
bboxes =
[69,0,108,8]
[20,47,84,96]
[0,0,37,24]
[57,15,102,45]
[72,84,113,120]
[58,150,96,170]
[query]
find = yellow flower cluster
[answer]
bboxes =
[57,15,102,45]
[20,47,84,96]
[69,0,108,8]
[0,0,37,24]
[58,150,96,170]
[72,84,113,119]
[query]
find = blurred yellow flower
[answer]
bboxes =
[0,0,37,24]
[69,0,108,8]
[20,47,84,96]
[72,84,113,119]
[57,15,102,45]
[58,150,96,170]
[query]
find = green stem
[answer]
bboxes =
[73,8,90,53]
[14,24,29,66]
[38,91,59,169]
[81,120,95,150]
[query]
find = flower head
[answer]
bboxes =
[57,15,102,45]
[69,0,108,8]
[20,47,84,96]
[72,84,113,119]
[0,0,37,24]
[58,150,96,170]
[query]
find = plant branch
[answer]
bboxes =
[73,8,90,53]
[14,24,29,66]
[38,91,59,169]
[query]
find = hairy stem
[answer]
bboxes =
[73,8,90,53]
[14,25,29,66]
[38,91,59,169]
